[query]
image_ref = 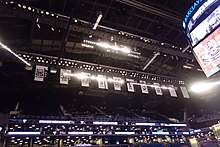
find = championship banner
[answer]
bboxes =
[168,85,177,97]
[81,73,91,87]
[154,83,163,95]
[34,65,48,82]
[180,87,190,98]
[140,80,148,94]
[98,75,108,89]
[60,69,71,85]
[113,77,122,91]
[126,79,135,92]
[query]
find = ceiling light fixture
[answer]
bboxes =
[0,42,31,66]
[93,12,102,30]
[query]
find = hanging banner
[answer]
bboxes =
[60,69,71,85]
[98,75,108,89]
[168,85,177,97]
[34,65,48,82]
[81,73,91,87]
[140,80,149,94]
[154,83,163,95]
[180,87,190,98]
[126,79,135,92]
[113,77,122,91]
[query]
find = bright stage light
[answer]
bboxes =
[96,42,131,54]
[190,82,214,93]
[121,47,131,53]
[96,42,110,48]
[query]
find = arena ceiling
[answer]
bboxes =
[0,0,206,79]
[0,0,215,119]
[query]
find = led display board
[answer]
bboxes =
[193,27,220,77]
[188,5,220,46]
[183,0,220,77]
[183,0,217,32]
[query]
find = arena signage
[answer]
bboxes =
[184,0,217,31]
[183,0,203,28]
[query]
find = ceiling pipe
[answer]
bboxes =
[182,44,191,53]
[116,0,182,23]
[142,52,160,71]
[93,11,103,30]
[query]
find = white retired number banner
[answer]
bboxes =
[98,75,108,89]
[60,69,71,85]
[154,83,163,95]
[180,87,190,98]
[34,65,48,82]
[126,79,135,92]
[140,80,148,94]
[168,85,177,97]
[81,73,91,87]
[113,77,122,91]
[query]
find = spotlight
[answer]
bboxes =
[25,65,33,71]
[191,82,213,93]
[50,68,57,74]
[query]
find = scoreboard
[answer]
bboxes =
[183,0,220,77]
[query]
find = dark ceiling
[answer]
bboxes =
[0,0,205,79]
[0,0,215,119]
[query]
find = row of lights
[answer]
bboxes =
[2,0,78,34]
[9,136,94,146]
[117,31,187,53]
[8,124,182,132]
[83,40,141,58]
[19,53,185,84]
[183,65,202,72]
[7,121,187,135]
[8,135,187,145]
[83,40,132,54]
[2,1,64,20]
[82,40,189,62]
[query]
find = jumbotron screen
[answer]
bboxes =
[193,27,220,77]
[183,0,220,77]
